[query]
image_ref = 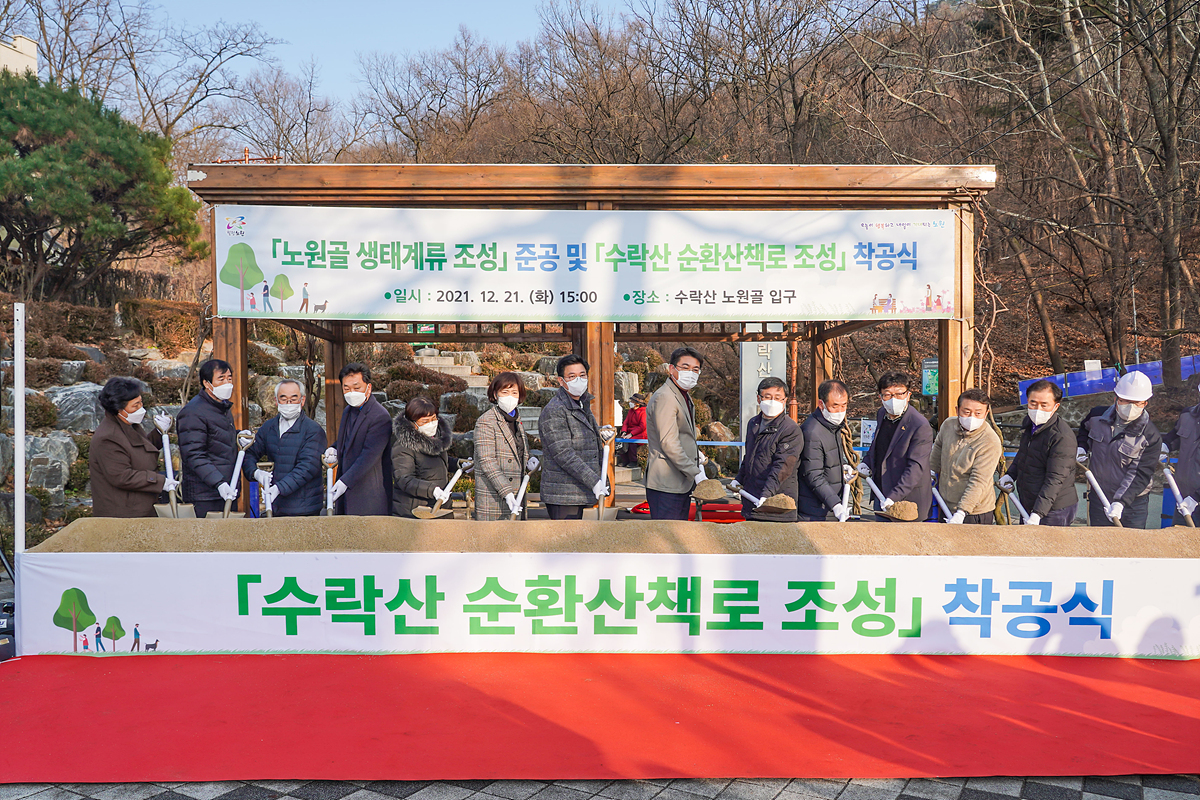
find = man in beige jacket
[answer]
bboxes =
[645,346,705,519]
[931,389,1004,524]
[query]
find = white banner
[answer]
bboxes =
[213,206,957,323]
[18,552,1200,658]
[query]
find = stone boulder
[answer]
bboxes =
[536,356,559,376]
[76,345,106,363]
[144,359,191,379]
[254,376,285,419]
[382,400,406,419]
[45,382,105,432]
[254,342,286,362]
[450,351,481,367]
[415,347,438,357]
[23,430,79,513]
[703,421,735,442]
[615,371,640,402]
[0,492,43,525]
[515,371,542,390]
[249,402,263,428]
[278,364,324,384]
[59,361,87,385]
[450,432,475,460]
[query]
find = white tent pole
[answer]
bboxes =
[14,302,24,553]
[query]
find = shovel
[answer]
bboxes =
[413,465,463,520]
[510,457,539,521]
[153,415,195,519]
[585,429,619,521]
[930,471,953,520]
[735,487,791,514]
[208,430,253,519]
[1083,467,1122,528]
[258,460,274,519]
[321,449,338,516]
[999,481,1031,523]
[1162,463,1195,528]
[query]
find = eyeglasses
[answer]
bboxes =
[672,365,702,374]
[880,389,910,400]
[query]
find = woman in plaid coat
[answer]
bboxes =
[473,372,531,521]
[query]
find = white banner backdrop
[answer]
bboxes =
[18,552,1200,658]
[213,206,957,323]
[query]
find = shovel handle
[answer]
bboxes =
[510,474,531,521]
[432,467,464,513]
[841,481,852,513]
[224,450,246,518]
[738,487,765,507]
[1084,469,1122,527]
[1162,466,1195,527]
[1002,487,1030,523]
[931,483,952,519]
[863,474,889,509]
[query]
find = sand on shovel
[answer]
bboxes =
[692,478,727,503]
[877,500,919,522]
[757,493,797,514]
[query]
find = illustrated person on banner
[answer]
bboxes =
[89,377,178,518]
[1076,371,1161,528]
[618,393,647,467]
[298,282,310,313]
[242,379,325,517]
[131,624,141,652]
[538,354,604,520]
[94,623,104,651]
[473,372,531,521]
[731,377,801,522]
[861,371,933,522]
[331,363,393,516]
[1163,381,1200,525]
[798,379,852,522]
[645,346,705,520]
[261,281,274,312]
[1000,379,1078,526]
[392,397,460,519]
[931,389,1003,525]
[177,359,239,519]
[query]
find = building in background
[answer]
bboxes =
[0,36,36,76]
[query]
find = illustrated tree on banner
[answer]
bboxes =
[53,588,97,652]
[271,274,294,312]
[218,243,264,311]
[102,616,126,651]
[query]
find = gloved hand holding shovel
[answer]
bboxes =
[153,412,193,518]
[413,464,464,519]
[509,456,539,521]
[321,448,338,516]
[857,463,918,521]
[215,430,254,519]
[1077,449,1123,527]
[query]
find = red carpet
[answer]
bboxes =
[2,652,1198,782]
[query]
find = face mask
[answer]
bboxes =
[674,369,700,391]
[123,407,146,425]
[958,415,984,432]
[1115,402,1142,422]
[1028,407,1055,426]
[822,408,846,426]
[211,382,234,401]
[883,397,908,416]
[497,395,519,414]
[418,420,438,437]
[759,399,785,418]
[566,376,588,397]
[278,403,302,421]
[344,391,366,408]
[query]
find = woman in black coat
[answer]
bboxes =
[392,397,459,518]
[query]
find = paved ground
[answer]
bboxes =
[1,775,1199,800]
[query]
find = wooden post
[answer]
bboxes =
[583,321,617,506]
[211,318,249,430]
[324,322,348,446]
[809,324,833,411]
[938,201,976,422]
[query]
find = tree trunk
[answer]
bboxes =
[1013,248,1065,374]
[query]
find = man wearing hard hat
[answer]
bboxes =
[1075,371,1162,528]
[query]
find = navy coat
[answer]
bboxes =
[333,395,394,516]
[863,404,933,519]
[176,390,236,503]
[243,413,326,516]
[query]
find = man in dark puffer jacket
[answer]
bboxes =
[177,359,238,518]
[242,379,325,516]
[732,377,801,522]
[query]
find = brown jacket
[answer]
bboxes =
[89,413,166,518]
[930,418,1003,515]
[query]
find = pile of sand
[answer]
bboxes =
[759,494,797,513]
[877,500,920,521]
[692,478,728,502]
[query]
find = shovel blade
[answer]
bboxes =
[154,503,197,519]
[205,511,246,519]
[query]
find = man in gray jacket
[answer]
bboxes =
[645,346,705,520]
[538,354,605,520]
[798,379,852,522]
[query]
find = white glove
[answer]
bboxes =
[753,494,765,508]
[930,469,938,479]
[698,451,709,465]
[832,502,850,523]
[856,462,872,477]
[1026,513,1041,526]
[999,475,1015,492]
[881,497,895,511]
[949,509,966,525]
[265,484,281,505]
[694,471,707,486]
[526,456,539,472]
[505,492,520,515]
[592,477,609,499]
[163,478,180,493]
[323,447,337,461]
[154,413,172,433]
[330,479,347,501]
[254,469,272,486]
[1106,501,1124,522]
[1161,443,1170,463]
[730,479,742,492]
[217,482,238,501]
[433,486,451,505]
[1181,497,1198,516]
[1076,446,1088,463]
[460,458,474,474]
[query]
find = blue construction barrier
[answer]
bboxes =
[1019,354,1199,403]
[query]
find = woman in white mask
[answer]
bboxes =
[89,377,177,517]
[392,396,460,518]
[473,372,535,520]
[930,389,1003,524]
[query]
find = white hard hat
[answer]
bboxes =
[1115,370,1153,402]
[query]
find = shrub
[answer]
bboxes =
[384,380,431,404]
[386,361,465,390]
[81,361,110,384]
[443,394,481,432]
[100,347,133,375]
[120,299,201,358]
[24,358,62,388]
[512,352,540,371]
[46,335,85,360]
[63,505,93,523]
[246,342,278,376]
[693,397,713,428]
[67,458,90,491]
[72,433,92,462]
[24,332,48,358]
[27,394,58,428]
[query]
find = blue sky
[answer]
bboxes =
[159,0,625,102]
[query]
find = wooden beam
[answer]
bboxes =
[324,321,348,446]
[939,202,976,422]
[278,318,335,341]
[816,319,888,342]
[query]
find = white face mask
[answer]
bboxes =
[344,391,366,408]
[278,403,302,421]
[565,376,588,397]
[822,408,846,426]
[211,382,234,401]
[123,407,146,425]
[1028,407,1056,426]
[883,397,908,416]
[497,395,519,414]
[759,399,785,418]
[1115,402,1142,422]
[674,369,700,391]
[958,414,984,432]
[418,420,438,437]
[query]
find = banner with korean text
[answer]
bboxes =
[18,552,1200,658]
[213,206,957,322]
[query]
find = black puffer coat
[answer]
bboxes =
[735,412,802,522]
[177,390,236,503]
[391,414,459,518]
[798,411,848,518]
[1005,412,1078,517]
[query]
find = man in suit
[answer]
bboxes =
[645,346,705,520]
[330,363,393,515]
[861,371,933,521]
